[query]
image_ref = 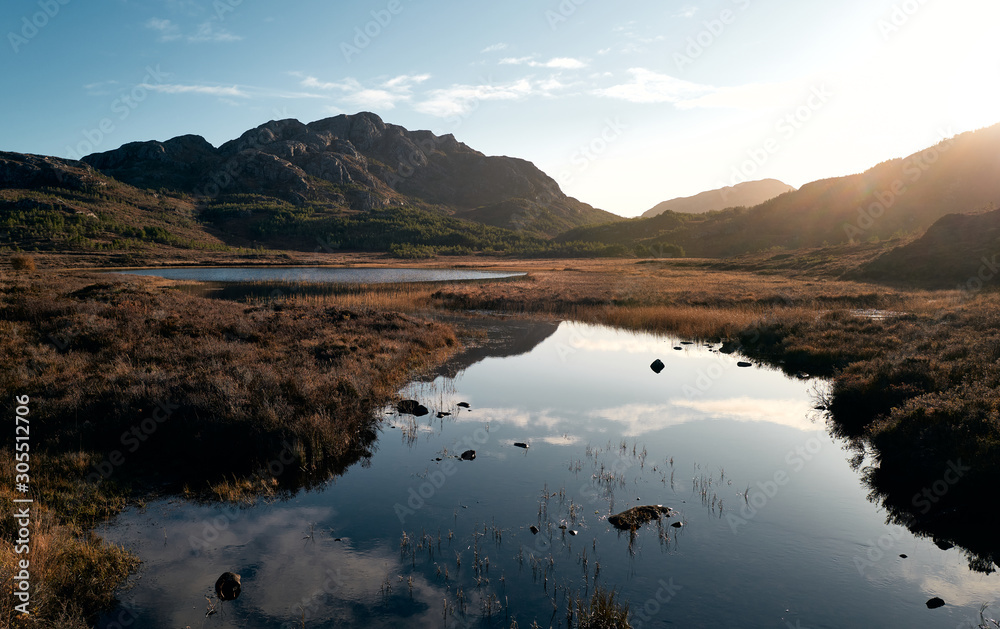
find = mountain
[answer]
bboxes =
[559,124,1000,257]
[81,112,619,238]
[858,208,1000,288]
[641,179,795,217]
[0,151,229,257]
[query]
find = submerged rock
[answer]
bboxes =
[607,505,671,530]
[650,359,665,374]
[215,572,242,601]
[926,597,946,609]
[398,400,429,416]
[460,450,476,461]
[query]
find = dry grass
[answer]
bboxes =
[0,456,138,629]
[0,269,460,626]
[10,254,36,272]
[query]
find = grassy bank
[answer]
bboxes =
[0,268,458,626]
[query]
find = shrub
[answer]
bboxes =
[10,254,36,271]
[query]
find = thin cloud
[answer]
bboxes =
[144,17,241,43]
[594,67,712,104]
[415,79,534,117]
[139,83,249,97]
[500,56,588,69]
[145,18,181,42]
[481,43,508,53]
[300,74,430,110]
[188,21,242,43]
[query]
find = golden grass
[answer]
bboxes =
[0,456,139,629]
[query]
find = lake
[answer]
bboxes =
[95,321,1000,628]
[114,267,526,283]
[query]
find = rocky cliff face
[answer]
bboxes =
[0,151,105,192]
[82,112,618,236]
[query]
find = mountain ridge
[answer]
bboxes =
[81,112,620,238]
[642,179,795,217]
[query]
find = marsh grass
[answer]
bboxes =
[0,270,459,626]
[568,586,631,629]
[0,457,138,629]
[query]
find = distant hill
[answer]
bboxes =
[641,179,795,217]
[560,124,1000,257]
[82,112,620,238]
[858,208,1000,288]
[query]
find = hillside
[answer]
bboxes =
[859,208,1000,288]
[561,124,1000,257]
[641,179,795,217]
[0,151,229,259]
[82,112,620,238]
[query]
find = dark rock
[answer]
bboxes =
[650,359,665,374]
[719,341,740,354]
[673,347,683,351]
[737,361,753,368]
[671,521,683,528]
[607,505,671,530]
[681,341,694,345]
[436,411,451,418]
[568,530,578,536]
[926,597,945,609]
[215,572,241,601]
[457,402,470,408]
[460,450,476,461]
[814,406,827,411]
[899,554,907,558]
[513,442,529,449]
[397,400,429,416]
[529,525,539,534]
[933,538,954,551]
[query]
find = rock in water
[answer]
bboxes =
[457,402,470,408]
[607,505,671,530]
[460,450,476,461]
[650,359,665,374]
[397,400,429,416]
[737,361,753,368]
[926,597,945,609]
[215,572,241,601]
[513,442,529,449]
[529,525,539,534]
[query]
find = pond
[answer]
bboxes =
[114,267,526,283]
[95,321,1000,628]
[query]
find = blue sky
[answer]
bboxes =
[2,0,998,216]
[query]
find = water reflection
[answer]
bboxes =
[96,321,1000,628]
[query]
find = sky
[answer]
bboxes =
[2,0,999,217]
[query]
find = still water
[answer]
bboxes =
[114,267,525,283]
[96,321,999,628]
